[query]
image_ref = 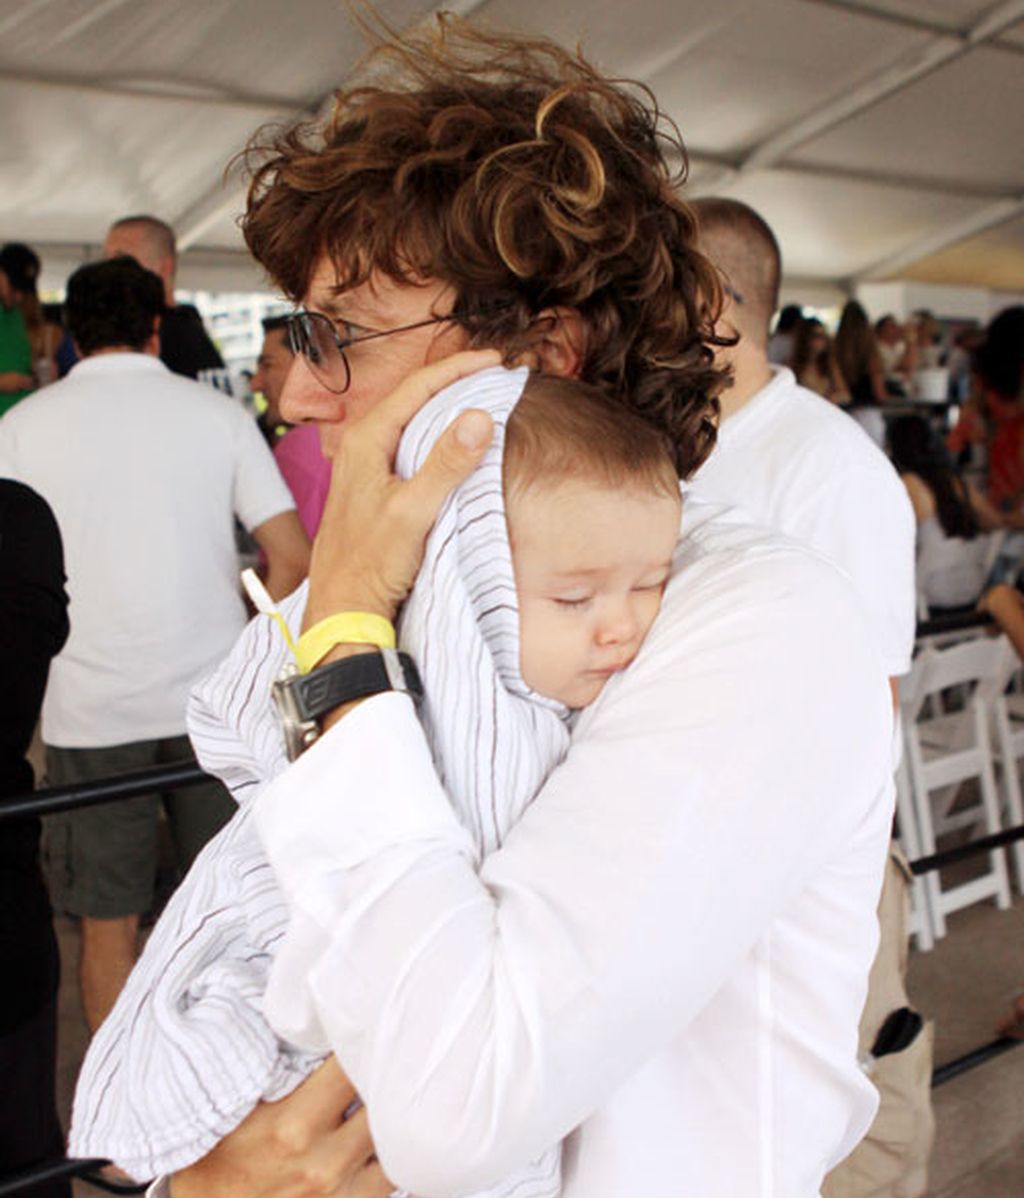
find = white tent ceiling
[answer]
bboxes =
[2,0,1023,299]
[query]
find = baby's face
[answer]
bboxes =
[508,477,681,708]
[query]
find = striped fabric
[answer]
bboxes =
[70,366,568,1198]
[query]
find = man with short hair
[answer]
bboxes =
[0,257,310,1031]
[252,315,332,539]
[104,215,229,389]
[688,197,927,1198]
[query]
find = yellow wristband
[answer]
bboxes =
[295,612,396,674]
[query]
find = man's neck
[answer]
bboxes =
[718,343,774,423]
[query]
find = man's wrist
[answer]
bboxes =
[302,593,396,634]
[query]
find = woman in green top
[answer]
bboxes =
[0,244,38,417]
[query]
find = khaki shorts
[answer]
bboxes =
[43,735,235,920]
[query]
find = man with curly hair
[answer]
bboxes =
[163,17,895,1198]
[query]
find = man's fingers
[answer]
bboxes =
[346,1163,395,1198]
[280,1058,359,1133]
[402,408,495,523]
[362,349,502,444]
[299,1105,389,1196]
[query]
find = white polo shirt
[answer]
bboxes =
[253,503,895,1198]
[0,353,294,747]
[687,368,916,678]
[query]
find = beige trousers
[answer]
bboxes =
[822,844,935,1198]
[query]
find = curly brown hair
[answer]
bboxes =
[241,13,726,477]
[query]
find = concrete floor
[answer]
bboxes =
[53,893,1024,1196]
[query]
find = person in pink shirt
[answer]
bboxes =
[253,315,332,539]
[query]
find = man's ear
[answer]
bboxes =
[523,307,586,379]
[146,314,162,356]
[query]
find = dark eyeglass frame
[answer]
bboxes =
[286,309,458,394]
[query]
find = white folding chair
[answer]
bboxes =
[894,662,934,951]
[901,636,1012,939]
[980,637,1024,893]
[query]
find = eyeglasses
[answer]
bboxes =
[285,309,458,394]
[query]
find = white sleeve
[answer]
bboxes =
[798,459,917,679]
[230,407,296,532]
[254,548,894,1196]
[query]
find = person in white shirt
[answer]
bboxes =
[687,198,916,694]
[164,18,895,1198]
[0,256,310,1032]
[687,198,927,1198]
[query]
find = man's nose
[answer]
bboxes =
[279,355,345,425]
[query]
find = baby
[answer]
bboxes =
[71,366,682,1194]
[505,374,681,708]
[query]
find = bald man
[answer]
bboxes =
[104,216,228,388]
[687,198,927,1198]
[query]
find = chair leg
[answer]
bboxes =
[907,739,946,940]
[993,703,1024,893]
[895,755,933,952]
[976,709,1012,910]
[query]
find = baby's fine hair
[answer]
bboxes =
[504,374,681,502]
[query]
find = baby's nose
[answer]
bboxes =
[597,603,638,645]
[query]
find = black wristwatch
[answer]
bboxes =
[272,648,423,760]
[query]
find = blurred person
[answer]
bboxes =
[0,480,70,1198]
[767,300,802,365]
[0,243,62,388]
[890,415,1008,612]
[690,198,927,1198]
[0,257,310,1031]
[911,309,944,371]
[836,300,888,406]
[252,315,294,444]
[891,416,1024,677]
[947,306,1024,510]
[792,316,848,403]
[946,325,982,403]
[836,300,888,445]
[0,245,35,416]
[875,314,914,396]
[253,314,331,539]
[103,215,230,389]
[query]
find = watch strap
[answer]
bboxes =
[290,649,422,722]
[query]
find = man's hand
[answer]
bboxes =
[0,370,34,392]
[170,1059,392,1198]
[304,349,499,631]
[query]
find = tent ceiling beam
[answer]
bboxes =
[804,0,1024,54]
[0,67,300,112]
[740,0,1024,172]
[852,193,1024,282]
[681,149,1014,202]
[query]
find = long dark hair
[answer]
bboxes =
[974,305,1024,400]
[889,415,978,539]
[835,300,880,399]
